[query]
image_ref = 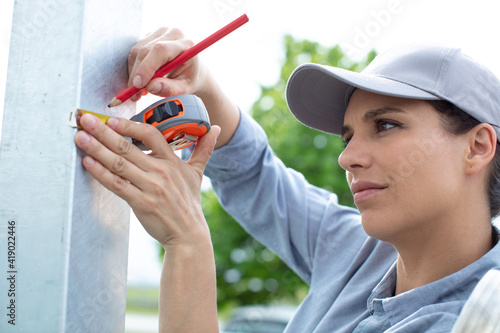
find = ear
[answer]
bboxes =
[465,123,497,175]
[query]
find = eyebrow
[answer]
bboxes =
[341,107,407,138]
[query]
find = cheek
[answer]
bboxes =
[391,139,463,207]
[390,130,459,181]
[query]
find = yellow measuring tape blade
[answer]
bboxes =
[67,108,111,129]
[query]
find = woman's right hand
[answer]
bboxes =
[127,26,241,148]
[127,27,209,101]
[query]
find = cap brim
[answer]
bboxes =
[285,63,440,136]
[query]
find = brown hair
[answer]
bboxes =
[428,100,500,218]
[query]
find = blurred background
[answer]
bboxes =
[2,0,500,332]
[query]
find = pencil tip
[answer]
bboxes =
[107,97,122,108]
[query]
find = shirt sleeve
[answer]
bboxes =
[198,111,367,284]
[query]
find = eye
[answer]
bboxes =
[375,119,401,133]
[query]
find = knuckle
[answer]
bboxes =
[111,175,127,192]
[116,137,134,156]
[168,27,184,39]
[136,44,153,61]
[111,155,127,174]
[183,38,194,48]
[129,42,148,60]
[152,41,170,55]
[156,26,169,35]
[149,180,175,204]
[140,195,164,218]
[150,182,166,196]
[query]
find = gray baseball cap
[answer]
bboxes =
[285,45,500,140]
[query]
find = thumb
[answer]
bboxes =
[187,125,221,175]
[145,77,192,97]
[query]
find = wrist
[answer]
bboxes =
[161,233,215,274]
[194,69,240,148]
[195,67,222,103]
[161,219,213,253]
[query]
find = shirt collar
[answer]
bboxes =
[367,227,500,324]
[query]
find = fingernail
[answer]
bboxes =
[150,83,162,94]
[81,114,97,127]
[77,131,91,144]
[83,155,96,166]
[107,117,119,127]
[133,75,143,87]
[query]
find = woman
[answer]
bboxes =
[74,28,500,332]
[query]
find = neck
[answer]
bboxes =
[393,213,493,295]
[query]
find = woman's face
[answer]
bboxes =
[338,89,468,243]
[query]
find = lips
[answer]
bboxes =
[350,181,387,204]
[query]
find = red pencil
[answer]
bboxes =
[108,14,249,107]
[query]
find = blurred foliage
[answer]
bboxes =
[126,286,159,314]
[201,190,309,316]
[252,35,376,199]
[161,35,376,314]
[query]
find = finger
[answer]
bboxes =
[106,115,175,159]
[136,27,170,51]
[132,38,194,90]
[128,42,153,87]
[75,114,152,181]
[128,27,169,84]
[143,74,191,97]
[128,28,187,87]
[81,154,142,203]
[74,128,150,190]
[144,77,175,97]
[143,27,169,40]
[187,125,221,176]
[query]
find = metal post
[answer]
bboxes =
[0,0,142,331]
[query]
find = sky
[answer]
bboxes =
[2,0,500,286]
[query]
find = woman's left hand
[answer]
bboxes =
[74,112,220,248]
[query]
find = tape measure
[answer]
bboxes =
[130,94,211,151]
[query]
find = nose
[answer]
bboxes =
[338,135,372,172]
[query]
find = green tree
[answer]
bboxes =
[163,35,376,314]
[252,35,375,201]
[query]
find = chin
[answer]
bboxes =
[359,211,399,242]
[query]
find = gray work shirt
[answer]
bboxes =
[192,112,500,332]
